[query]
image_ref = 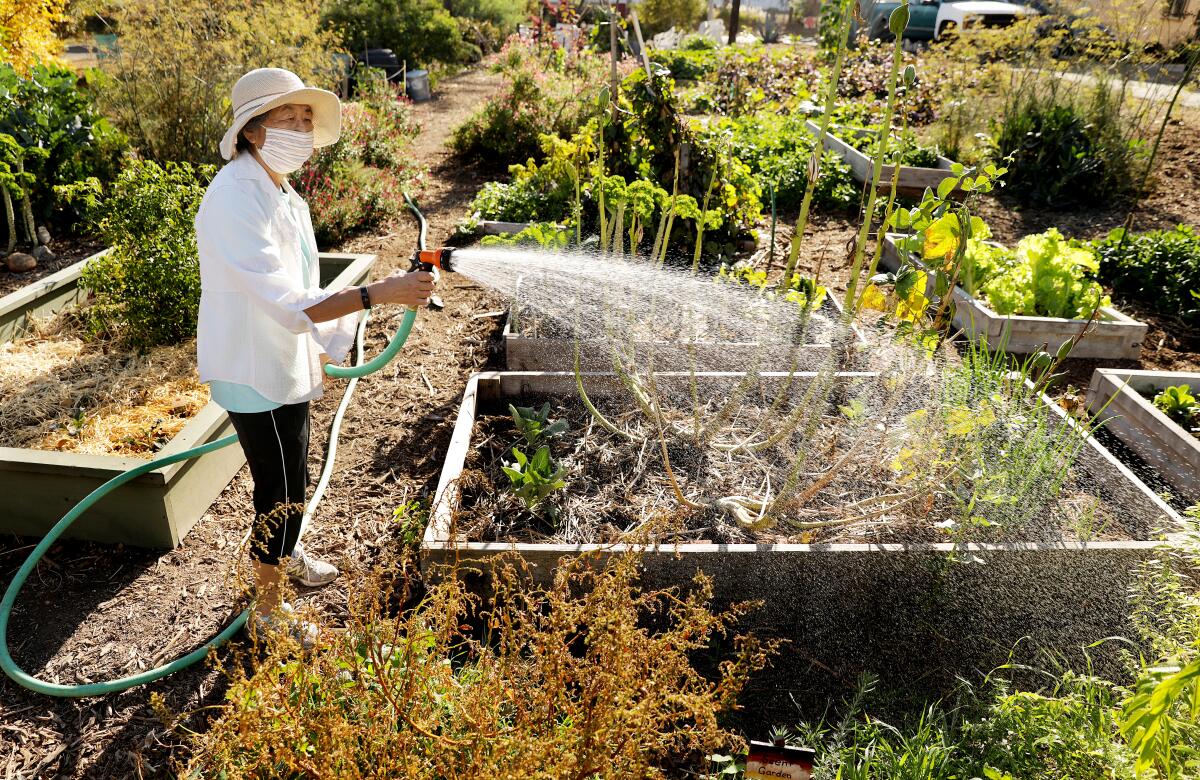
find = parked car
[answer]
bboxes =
[851,0,1038,42]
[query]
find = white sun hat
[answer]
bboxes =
[219,68,342,161]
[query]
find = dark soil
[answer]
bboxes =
[0,67,504,779]
[0,237,107,299]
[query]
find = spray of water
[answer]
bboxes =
[449,245,1180,547]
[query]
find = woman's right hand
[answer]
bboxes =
[371,270,435,308]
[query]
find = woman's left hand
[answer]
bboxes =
[320,352,332,382]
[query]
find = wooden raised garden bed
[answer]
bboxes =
[805,121,958,197]
[1086,368,1200,503]
[422,370,1179,709]
[880,234,1148,359]
[503,295,865,371]
[0,247,111,344]
[0,253,377,548]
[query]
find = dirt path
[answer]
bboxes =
[0,67,504,779]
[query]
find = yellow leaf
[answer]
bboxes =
[923,214,962,264]
[860,283,888,312]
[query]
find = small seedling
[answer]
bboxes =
[509,402,569,449]
[502,445,568,513]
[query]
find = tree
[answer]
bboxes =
[639,0,705,36]
[0,0,64,74]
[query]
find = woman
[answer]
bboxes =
[195,68,433,635]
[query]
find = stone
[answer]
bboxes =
[6,252,36,272]
[31,245,55,262]
[36,225,51,246]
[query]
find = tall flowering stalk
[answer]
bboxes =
[843,0,911,313]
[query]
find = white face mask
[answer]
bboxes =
[256,127,314,174]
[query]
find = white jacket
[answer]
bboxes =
[195,152,361,405]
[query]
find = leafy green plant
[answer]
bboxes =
[60,160,213,350]
[1153,385,1200,432]
[509,402,569,449]
[703,112,856,212]
[502,445,569,513]
[1093,225,1200,333]
[649,46,718,81]
[0,63,126,233]
[991,89,1142,207]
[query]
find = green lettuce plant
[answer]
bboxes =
[981,229,1109,319]
[1153,385,1199,432]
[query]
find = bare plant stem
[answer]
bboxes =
[1,188,14,254]
[691,167,719,273]
[781,0,856,282]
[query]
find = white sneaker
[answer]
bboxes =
[286,543,339,587]
[251,602,318,650]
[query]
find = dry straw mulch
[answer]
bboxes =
[0,312,207,458]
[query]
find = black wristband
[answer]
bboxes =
[359,285,372,309]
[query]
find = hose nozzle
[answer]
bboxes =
[411,247,455,273]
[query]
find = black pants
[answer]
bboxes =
[227,402,310,565]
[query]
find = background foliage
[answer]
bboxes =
[96,0,343,166]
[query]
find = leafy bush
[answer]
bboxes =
[970,229,1109,319]
[63,160,213,350]
[185,553,772,777]
[294,71,420,246]
[1093,225,1200,332]
[648,46,718,80]
[991,85,1143,207]
[465,133,580,223]
[832,124,944,167]
[322,0,479,69]
[0,63,127,233]
[96,0,343,166]
[706,112,856,212]
[451,38,609,166]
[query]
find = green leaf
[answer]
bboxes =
[936,175,959,200]
[889,3,910,35]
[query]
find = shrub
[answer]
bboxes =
[95,0,343,166]
[62,160,213,351]
[1093,225,1200,332]
[321,0,478,69]
[0,63,127,234]
[990,76,1145,207]
[184,553,773,777]
[295,71,420,246]
[451,38,609,166]
[0,0,63,73]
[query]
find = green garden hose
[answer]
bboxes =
[0,194,430,698]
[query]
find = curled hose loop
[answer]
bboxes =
[0,194,430,697]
